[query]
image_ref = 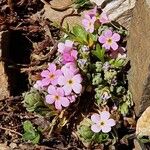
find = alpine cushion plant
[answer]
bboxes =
[22,4,134,149]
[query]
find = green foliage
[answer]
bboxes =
[109,58,126,68]
[23,89,57,117]
[94,132,109,143]
[72,25,88,44]
[23,121,40,144]
[119,91,133,116]
[73,0,92,10]
[92,44,105,62]
[23,89,44,112]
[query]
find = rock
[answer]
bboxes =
[0,143,10,150]
[40,0,81,28]
[127,0,150,116]
[133,140,142,150]
[0,31,10,99]
[38,0,136,29]
[103,0,136,29]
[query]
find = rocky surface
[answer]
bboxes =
[103,0,136,29]
[38,0,136,29]
[127,0,150,116]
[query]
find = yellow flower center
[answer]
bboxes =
[49,74,55,79]
[100,121,105,126]
[107,38,112,44]
[68,79,73,85]
[55,95,60,100]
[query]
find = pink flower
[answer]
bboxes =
[61,63,79,75]
[99,12,109,24]
[82,15,96,33]
[91,111,116,133]
[41,63,62,86]
[67,94,77,103]
[99,29,121,50]
[58,69,82,95]
[33,80,43,90]
[86,6,97,18]
[46,85,70,110]
[62,50,78,64]
[58,40,74,53]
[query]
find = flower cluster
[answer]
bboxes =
[28,4,134,148]
[34,41,82,110]
[82,6,109,33]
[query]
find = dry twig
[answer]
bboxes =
[0,126,22,136]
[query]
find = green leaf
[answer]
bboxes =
[109,58,126,68]
[92,44,105,62]
[119,102,129,116]
[74,0,92,10]
[72,25,87,44]
[94,132,109,143]
[23,120,35,133]
[23,121,40,144]
[31,134,40,144]
[87,33,97,47]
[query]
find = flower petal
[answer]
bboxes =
[100,111,110,120]
[63,85,72,95]
[72,83,82,94]
[103,43,111,50]
[71,50,78,59]
[51,79,58,85]
[82,19,89,27]
[107,119,116,127]
[58,76,67,86]
[104,29,112,38]
[55,100,62,110]
[46,95,55,104]
[111,42,118,50]
[101,125,111,133]
[55,69,62,76]
[91,124,101,133]
[41,70,50,77]
[41,78,50,86]
[72,74,82,83]
[48,63,56,72]
[61,68,74,78]
[48,85,56,95]
[57,88,64,96]
[112,33,120,42]
[99,35,106,44]
[65,40,73,48]
[58,43,65,53]
[60,97,70,107]
[91,113,101,123]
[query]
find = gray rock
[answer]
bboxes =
[127,0,150,116]
[103,0,136,29]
